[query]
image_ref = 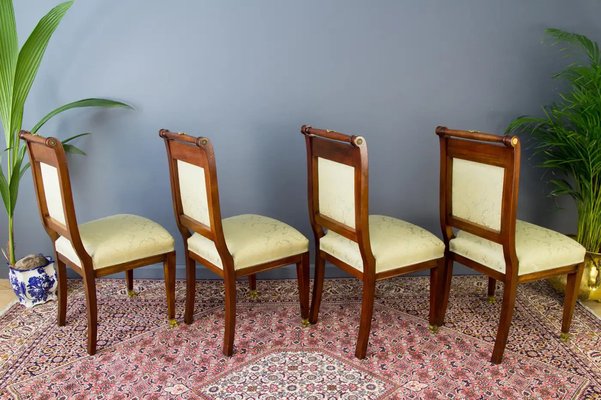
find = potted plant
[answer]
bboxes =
[1,0,130,306]
[508,28,601,300]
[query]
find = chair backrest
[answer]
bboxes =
[159,130,232,267]
[301,125,375,270]
[19,131,90,266]
[436,126,521,271]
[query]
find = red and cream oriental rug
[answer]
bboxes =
[0,277,599,399]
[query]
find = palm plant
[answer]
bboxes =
[1,0,130,265]
[508,28,601,257]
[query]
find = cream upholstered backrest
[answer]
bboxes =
[451,158,504,231]
[39,162,67,225]
[317,157,356,228]
[20,132,83,253]
[437,127,520,248]
[160,131,228,251]
[177,160,211,227]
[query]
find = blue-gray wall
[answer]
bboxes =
[2,0,600,279]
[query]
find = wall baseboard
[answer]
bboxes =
[0,263,474,280]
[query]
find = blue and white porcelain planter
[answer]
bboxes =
[8,257,58,308]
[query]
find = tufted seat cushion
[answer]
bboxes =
[188,214,309,269]
[450,220,586,275]
[55,214,175,270]
[320,215,444,273]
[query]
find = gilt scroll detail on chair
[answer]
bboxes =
[160,129,310,356]
[435,126,586,364]
[20,131,177,356]
[301,125,445,359]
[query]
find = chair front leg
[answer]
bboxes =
[223,278,237,356]
[184,253,196,324]
[55,255,67,327]
[487,277,497,303]
[428,259,443,330]
[491,280,518,364]
[355,278,376,359]
[248,274,259,299]
[296,252,310,324]
[309,252,326,324]
[561,263,585,341]
[163,252,177,327]
[126,269,135,297]
[82,273,98,355]
[437,256,454,326]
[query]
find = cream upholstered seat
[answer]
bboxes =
[188,214,309,270]
[450,220,585,276]
[55,214,175,269]
[320,215,444,273]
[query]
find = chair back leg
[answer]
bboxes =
[355,279,376,359]
[222,278,237,356]
[82,274,98,355]
[491,280,518,364]
[561,263,585,337]
[309,252,326,324]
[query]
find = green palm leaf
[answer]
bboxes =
[0,0,18,147]
[32,98,132,133]
[10,1,73,136]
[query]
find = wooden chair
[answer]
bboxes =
[301,125,445,359]
[436,126,586,364]
[20,131,176,355]
[159,129,310,356]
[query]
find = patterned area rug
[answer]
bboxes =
[0,277,599,399]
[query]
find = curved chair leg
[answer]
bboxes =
[126,270,136,297]
[491,280,518,364]
[437,256,454,326]
[355,278,376,359]
[309,252,326,324]
[223,278,237,356]
[163,252,177,327]
[296,252,310,325]
[428,259,442,331]
[83,274,98,355]
[56,256,67,326]
[487,277,496,303]
[184,253,196,324]
[561,264,585,341]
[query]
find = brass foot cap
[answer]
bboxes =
[487,296,496,304]
[560,332,570,342]
[428,324,439,334]
[301,318,310,328]
[127,290,138,298]
[249,290,259,300]
[168,319,178,328]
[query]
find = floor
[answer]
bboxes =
[0,279,600,317]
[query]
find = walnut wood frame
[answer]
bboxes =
[20,131,176,356]
[301,125,444,359]
[436,126,584,364]
[160,129,310,356]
